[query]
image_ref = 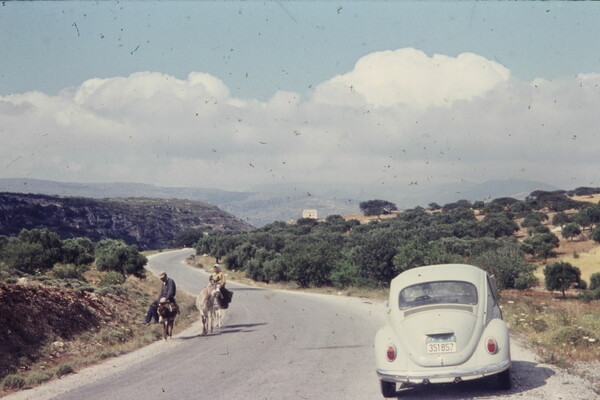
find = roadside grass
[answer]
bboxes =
[501,290,600,362]
[501,289,600,393]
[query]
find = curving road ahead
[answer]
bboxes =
[6,249,598,400]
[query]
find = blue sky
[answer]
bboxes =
[1,1,600,198]
[3,2,599,99]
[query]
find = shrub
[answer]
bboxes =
[55,364,74,377]
[98,271,126,287]
[575,279,587,290]
[590,273,600,291]
[51,264,87,280]
[61,238,95,265]
[591,225,600,243]
[101,327,133,345]
[0,229,63,273]
[472,242,537,290]
[3,374,25,390]
[97,285,127,297]
[96,348,118,360]
[578,288,600,302]
[95,239,147,277]
[330,260,359,289]
[25,371,52,386]
[514,274,539,290]
[551,326,592,346]
[530,318,549,333]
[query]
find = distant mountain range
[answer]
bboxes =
[0,178,558,226]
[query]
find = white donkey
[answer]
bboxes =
[196,281,220,335]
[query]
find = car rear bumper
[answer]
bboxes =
[376,359,511,384]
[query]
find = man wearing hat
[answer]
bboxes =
[144,271,177,325]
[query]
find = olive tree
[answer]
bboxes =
[561,223,582,241]
[551,211,571,228]
[574,205,600,230]
[472,242,537,290]
[544,261,581,298]
[359,199,398,217]
[0,229,63,273]
[95,239,147,278]
[61,237,95,265]
[522,233,559,260]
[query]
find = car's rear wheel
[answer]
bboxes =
[380,380,396,398]
[496,368,512,390]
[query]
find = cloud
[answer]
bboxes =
[311,48,511,109]
[1,49,599,194]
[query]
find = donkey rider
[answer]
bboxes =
[144,271,177,325]
[209,264,233,309]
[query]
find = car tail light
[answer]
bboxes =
[386,344,397,362]
[486,338,498,354]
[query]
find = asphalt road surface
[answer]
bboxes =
[6,249,598,400]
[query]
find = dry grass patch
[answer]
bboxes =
[559,244,600,283]
[501,289,600,368]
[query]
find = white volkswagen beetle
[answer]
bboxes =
[374,264,511,397]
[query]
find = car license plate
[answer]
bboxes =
[427,342,456,354]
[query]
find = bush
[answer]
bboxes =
[575,279,587,290]
[591,225,600,243]
[97,285,127,297]
[530,318,549,333]
[51,264,88,280]
[0,229,63,273]
[330,260,359,289]
[514,274,539,290]
[25,371,52,386]
[61,238,95,265]
[172,229,205,248]
[95,239,147,277]
[578,288,600,302]
[98,271,126,287]
[101,327,133,345]
[3,374,25,390]
[472,242,537,290]
[55,364,74,377]
[590,272,600,291]
[551,326,592,346]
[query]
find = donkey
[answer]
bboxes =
[196,281,220,335]
[157,298,179,340]
[212,286,224,330]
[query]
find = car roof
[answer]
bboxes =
[390,264,486,293]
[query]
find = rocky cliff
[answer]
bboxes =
[0,192,254,250]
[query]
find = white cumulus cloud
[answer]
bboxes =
[311,48,511,109]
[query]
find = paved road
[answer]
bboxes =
[6,249,598,400]
[52,249,386,399]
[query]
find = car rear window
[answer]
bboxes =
[398,281,478,310]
